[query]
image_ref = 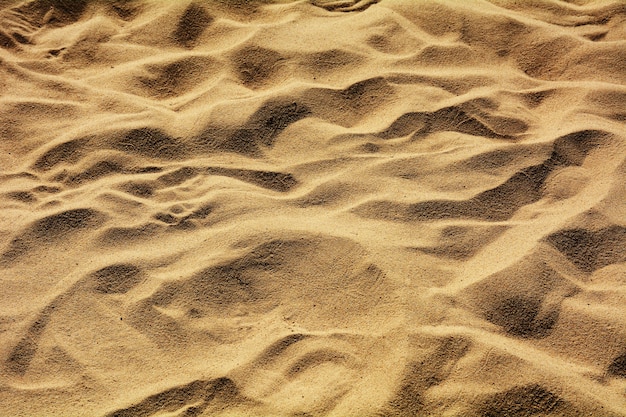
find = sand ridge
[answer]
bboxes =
[0,0,625,416]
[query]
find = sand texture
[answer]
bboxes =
[1,0,625,415]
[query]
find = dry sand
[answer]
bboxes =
[1,0,625,415]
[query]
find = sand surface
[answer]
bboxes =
[1,0,625,415]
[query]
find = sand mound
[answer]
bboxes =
[1,0,625,415]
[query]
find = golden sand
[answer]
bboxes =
[0,0,625,415]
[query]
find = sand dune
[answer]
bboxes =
[0,0,625,415]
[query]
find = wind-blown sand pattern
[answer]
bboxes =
[0,0,625,415]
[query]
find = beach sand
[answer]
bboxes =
[0,0,625,415]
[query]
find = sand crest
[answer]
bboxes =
[1,0,625,416]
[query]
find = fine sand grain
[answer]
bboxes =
[1,0,625,416]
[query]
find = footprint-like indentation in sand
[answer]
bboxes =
[172,3,213,48]
[89,264,144,294]
[608,352,626,378]
[312,0,380,13]
[461,249,580,339]
[106,377,251,417]
[33,138,89,171]
[478,384,570,417]
[113,128,187,160]
[196,99,311,155]
[546,226,626,273]
[126,234,395,345]
[384,337,470,416]
[1,208,106,263]
[231,45,286,89]
[137,56,218,99]
[353,129,611,222]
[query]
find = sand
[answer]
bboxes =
[0,0,625,415]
